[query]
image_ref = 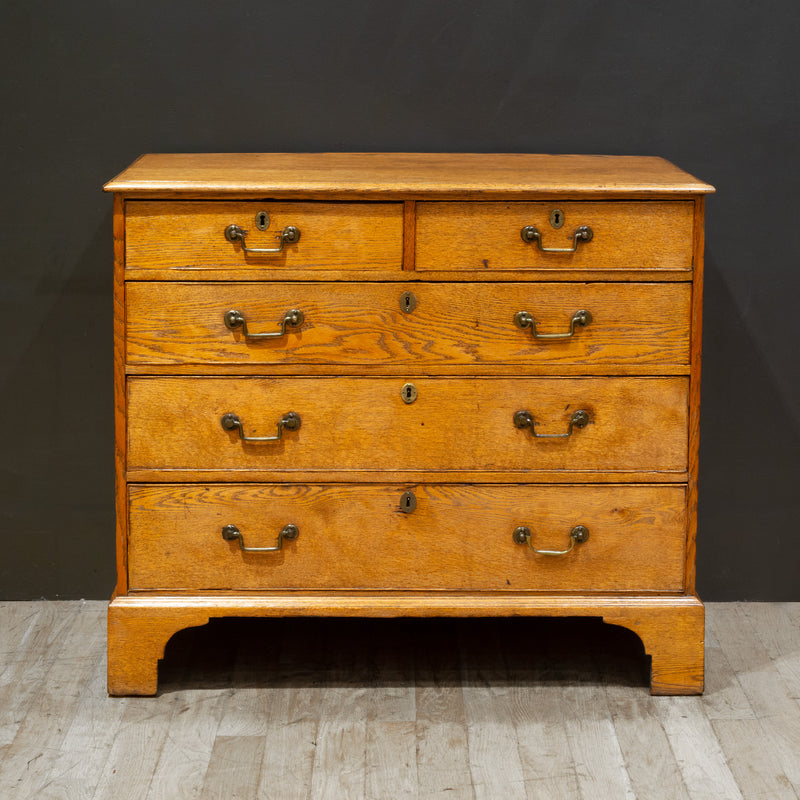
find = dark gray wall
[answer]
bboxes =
[1,0,798,600]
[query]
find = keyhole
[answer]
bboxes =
[399,491,417,513]
[400,382,417,403]
[555,212,561,224]
[399,291,417,313]
[255,211,269,231]
[550,208,565,229]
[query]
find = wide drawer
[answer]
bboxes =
[415,202,694,272]
[125,201,404,271]
[127,376,688,475]
[126,282,691,368]
[127,483,686,592]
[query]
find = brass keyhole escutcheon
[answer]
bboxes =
[255,210,270,230]
[401,383,418,404]
[400,291,417,313]
[550,208,564,229]
[399,491,417,513]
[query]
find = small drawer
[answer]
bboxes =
[125,201,404,273]
[415,201,694,272]
[126,281,691,368]
[127,483,686,592]
[127,376,688,476]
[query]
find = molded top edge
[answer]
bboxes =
[104,153,715,196]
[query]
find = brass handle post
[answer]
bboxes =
[222,523,299,553]
[221,411,301,442]
[224,223,300,254]
[521,225,593,253]
[224,308,305,340]
[513,409,590,439]
[513,525,589,556]
[513,309,592,340]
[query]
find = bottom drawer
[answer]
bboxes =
[128,484,686,593]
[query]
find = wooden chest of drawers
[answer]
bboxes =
[105,153,714,695]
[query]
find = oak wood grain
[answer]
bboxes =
[125,363,691,378]
[416,201,694,272]
[126,376,689,474]
[107,152,709,699]
[126,484,686,593]
[125,201,403,272]
[124,266,694,282]
[113,195,128,596]
[686,196,705,594]
[402,200,415,270]
[104,153,715,197]
[107,595,704,695]
[125,469,688,484]
[126,281,691,368]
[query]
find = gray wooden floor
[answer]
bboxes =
[0,602,798,799]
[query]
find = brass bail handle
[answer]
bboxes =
[222,523,299,553]
[513,409,590,439]
[224,308,305,340]
[224,223,301,254]
[513,525,589,556]
[514,309,592,340]
[521,224,593,253]
[221,411,301,443]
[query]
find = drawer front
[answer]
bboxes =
[125,201,404,271]
[127,282,691,368]
[127,376,688,474]
[127,484,686,592]
[416,202,694,272]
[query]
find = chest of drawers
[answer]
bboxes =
[105,153,713,695]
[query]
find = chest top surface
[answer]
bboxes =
[104,153,714,198]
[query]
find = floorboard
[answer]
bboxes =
[0,602,796,800]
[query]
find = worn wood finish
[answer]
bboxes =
[0,603,77,748]
[124,266,695,282]
[104,153,715,197]
[0,604,105,798]
[402,200,415,271]
[127,483,686,592]
[126,468,688,485]
[713,605,800,792]
[125,201,404,272]
[686,196,705,595]
[126,281,691,368]
[113,195,128,597]
[107,153,711,697]
[107,595,704,696]
[416,201,694,272]
[127,376,688,475]
[199,736,265,799]
[7,602,800,798]
[125,362,691,377]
